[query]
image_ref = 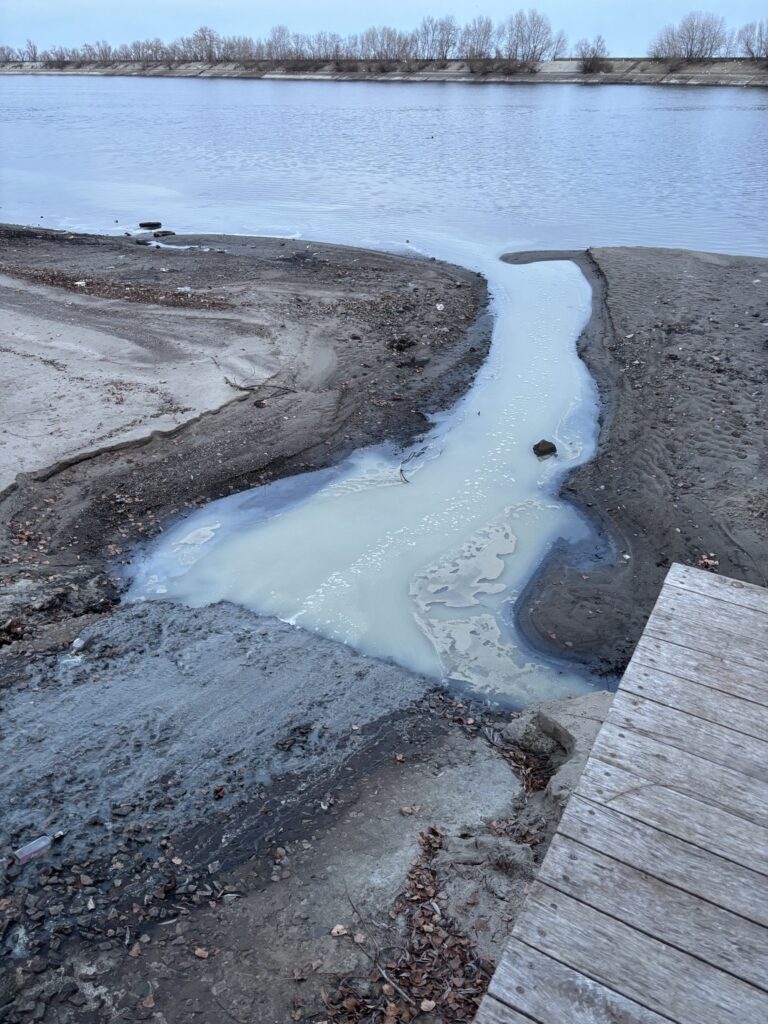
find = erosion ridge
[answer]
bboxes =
[508,246,768,674]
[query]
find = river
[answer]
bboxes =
[2,76,766,700]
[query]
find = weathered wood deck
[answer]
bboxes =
[476,563,768,1024]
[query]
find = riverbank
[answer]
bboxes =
[2,57,767,87]
[0,226,489,644]
[0,228,609,1022]
[2,231,767,1020]
[509,247,768,674]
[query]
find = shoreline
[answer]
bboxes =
[508,246,768,675]
[0,227,490,644]
[2,229,767,1019]
[0,228,609,1021]
[2,57,767,88]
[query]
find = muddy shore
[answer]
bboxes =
[2,229,767,1021]
[508,247,768,673]
[0,226,489,644]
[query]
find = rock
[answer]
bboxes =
[135,239,152,246]
[0,968,22,1007]
[533,439,557,458]
[153,230,175,238]
[139,221,162,229]
[506,692,614,807]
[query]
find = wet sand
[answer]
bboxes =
[0,226,489,642]
[2,230,767,1021]
[509,247,768,674]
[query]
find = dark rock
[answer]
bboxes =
[138,221,162,229]
[0,968,22,1007]
[153,230,175,238]
[533,439,557,458]
[135,239,151,246]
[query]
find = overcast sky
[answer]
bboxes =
[1,1,764,55]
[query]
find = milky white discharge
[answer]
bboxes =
[127,260,599,703]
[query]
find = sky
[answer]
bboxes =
[0,1,764,56]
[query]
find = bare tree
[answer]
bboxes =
[574,35,612,72]
[495,10,566,63]
[649,11,732,60]
[433,16,460,59]
[264,25,291,60]
[459,16,495,59]
[737,20,768,59]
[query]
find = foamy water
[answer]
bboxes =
[127,258,600,702]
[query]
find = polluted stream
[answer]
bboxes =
[126,256,603,704]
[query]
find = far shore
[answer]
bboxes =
[1,56,767,87]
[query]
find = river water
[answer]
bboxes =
[2,77,767,701]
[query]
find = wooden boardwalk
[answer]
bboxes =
[476,563,768,1024]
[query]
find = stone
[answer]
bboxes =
[138,221,162,229]
[532,439,557,458]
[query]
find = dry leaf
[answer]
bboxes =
[194,947,209,959]
[128,942,141,958]
[420,999,436,1012]
[394,752,405,763]
[141,996,155,1009]
[330,924,348,937]
[353,932,366,945]
[399,804,421,816]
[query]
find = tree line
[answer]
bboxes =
[1,11,766,66]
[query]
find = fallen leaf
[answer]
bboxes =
[330,924,348,937]
[394,752,406,763]
[194,947,209,959]
[399,805,421,816]
[311,959,323,971]
[141,996,155,1009]
[420,999,436,1012]
[128,942,141,958]
[353,932,366,945]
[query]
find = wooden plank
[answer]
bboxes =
[488,938,673,1024]
[559,795,768,925]
[632,633,768,708]
[513,883,768,1022]
[574,757,768,876]
[646,591,768,670]
[667,563,768,615]
[652,582,768,641]
[606,689,768,783]
[591,721,768,828]
[473,996,537,1024]
[621,660,768,740]
[538,834,768,987]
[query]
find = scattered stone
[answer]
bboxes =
[139,222,162,229]
[532,439,557,458]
